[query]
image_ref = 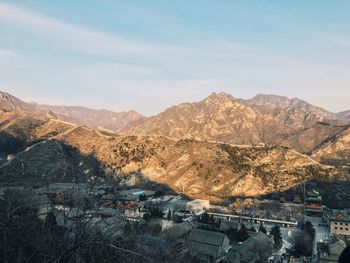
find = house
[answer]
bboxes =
[225,232,274,263]
[186,199,210,212]
[119,189,155,201]
[88,216,126,239]
[317,235,347,263]
[328,210,350,237]
[55,207,126,239]
[161,221,194,241]
[186,229,230,263]
[98,207,121,218]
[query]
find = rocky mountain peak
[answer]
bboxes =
[248,93,338,128]
[204,92,237,103]
[249,94,306,108]
[0,91,16,102]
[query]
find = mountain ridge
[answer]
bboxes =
[0,90,144,132]
[0,114,342,201]
[1,91,349,206]
[39,104,144,132]
[2,90,349,163]
[121,92,294,145]
[247,93,338,128]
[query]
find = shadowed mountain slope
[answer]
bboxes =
[1,90,349,190]
[0,111,344,202]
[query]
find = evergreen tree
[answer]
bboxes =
[138,193,147,201]
[209,214,215,224]
[225,227,237,241]
[236,223,249,242]
[45,211,57,228]
[150,206,164,218]
[270,225,282,248]
[199,212,210,224]
[258,222,267,234]
[167,209,172,220]
[216,217,222,228]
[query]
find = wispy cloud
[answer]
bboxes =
[0,3,177,56]
[0,49,16,56]
[1,2,349,114]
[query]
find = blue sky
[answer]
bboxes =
[0,1,349,115]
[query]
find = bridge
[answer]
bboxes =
[207,212,298,227]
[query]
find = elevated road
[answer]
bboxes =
[208,212,298,227]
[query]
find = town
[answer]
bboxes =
[1,182,349,263]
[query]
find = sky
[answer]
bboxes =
[0,0,350,115]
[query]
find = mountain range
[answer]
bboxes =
[1,90,349,207]
[121,92,350,154]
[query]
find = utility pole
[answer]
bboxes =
[303,181,306,221]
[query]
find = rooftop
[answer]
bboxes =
[187,229,228,257]
[329,209,350,222]
[161,221,194,240]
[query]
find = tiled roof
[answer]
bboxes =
[161,221,194,240]
[187,229,226,246]
[187,229,227,257]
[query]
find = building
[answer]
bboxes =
[98,207,120,218]
[161,220,195,253]
[220,220,239,231]
[317,236,347,263]
[186,229,230,263]
[329,210,350,237]
[305,189,323,217]
[55,207,126,239]
[119,189,155,201]
[186,199,210,212]
[225,232,274,263]
[161,221,194,241]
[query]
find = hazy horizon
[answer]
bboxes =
[1,1,350,115]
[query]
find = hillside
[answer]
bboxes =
[59,129,339,200]
[281,121,350,153]
[0,90,144,132]
[2,91,349,168]
[311,128,350,166]
[122,92,350,158]
[337,110,350,121]
[0,108,75,157]
[122,92,293,145]
[0,111,343,202]
[40,104,144,132]
[248,94,338,128]
[0,91,41,114]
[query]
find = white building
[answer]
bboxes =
[329,210,350,237]
[186,199,210,212]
